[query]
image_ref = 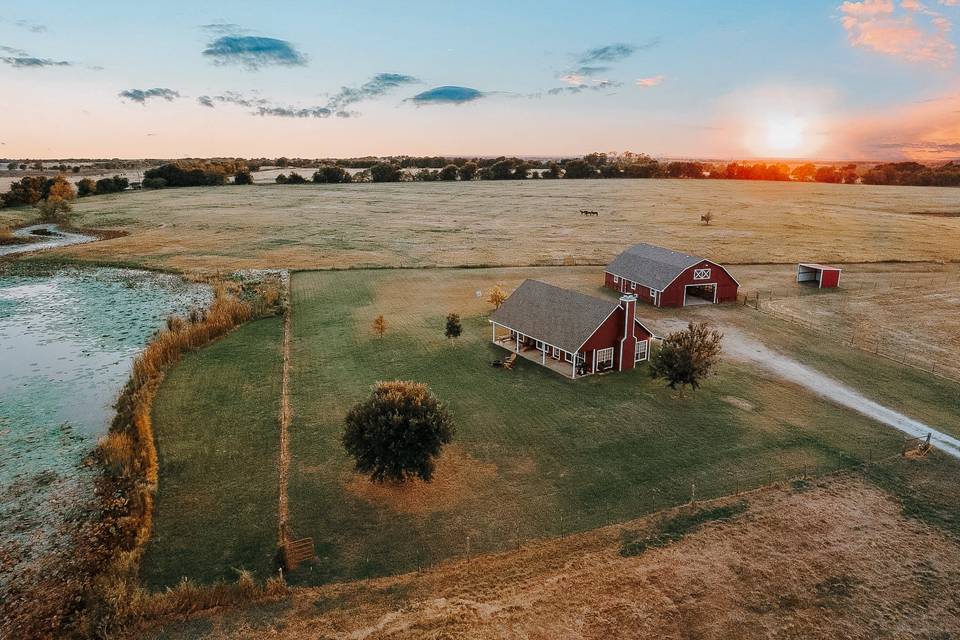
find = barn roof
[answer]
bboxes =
[490,280,619,353]
[606,243,707,291]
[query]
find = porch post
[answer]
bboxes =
[491,322,497,342]
[541,348,545,364]
[571,356,576,380]
[515,333,520,353]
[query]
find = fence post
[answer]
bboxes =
[690,481,697,505]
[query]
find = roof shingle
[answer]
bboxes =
[489,280,619,353]
[606,243,707,291]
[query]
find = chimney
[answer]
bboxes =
[618,294,638,371]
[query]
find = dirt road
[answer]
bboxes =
[659,317,960,460]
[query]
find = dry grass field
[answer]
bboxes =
[142,473,960,640]
[21,179,960,271]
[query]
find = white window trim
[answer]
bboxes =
[635,340,649,363]
[694,268,712,280]
[650,288,656,299]
[612,274,619,284]
[596,347,614,368]
[564,351,573,363]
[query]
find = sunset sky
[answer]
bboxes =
[1,0,958,160]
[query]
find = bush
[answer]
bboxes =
[444,313,462,338]
[77,178,97,196]
[95,176,129,194]
[285,172,308,184]
[343,381,454,483]
[142,177,167,189]
[370,162,401,183]
[650,321,723,393]
[311,165,351,183]
[438,164,459,181]
[562,160,596,179]
[233,170,253,185]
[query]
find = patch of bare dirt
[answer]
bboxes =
[143,474,960,639]
[344,445,498,514]
[722,395,755,411]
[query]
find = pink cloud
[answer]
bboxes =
[839,0,955,67]
[635,75,665,88]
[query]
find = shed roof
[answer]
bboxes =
[798,263,842,271]
[490,280,620,353]
[606,243,707,290]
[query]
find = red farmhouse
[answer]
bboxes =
[489,280,654,379]
[604,243,739,308]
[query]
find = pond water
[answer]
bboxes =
[0,268,211,592]
[0,224,97,257]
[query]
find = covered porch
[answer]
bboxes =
[491,321,594,379]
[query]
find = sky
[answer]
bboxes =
[0,0,958,161]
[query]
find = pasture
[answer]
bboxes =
[140,265,960,588]
[23,179,960,271]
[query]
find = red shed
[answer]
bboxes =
[604,243,739,308]
[797,263,841,288]
[489,280,654,379]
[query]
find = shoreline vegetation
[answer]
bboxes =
[0,273,285,639]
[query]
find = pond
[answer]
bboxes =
[0,224,98,257]
[0,267,211,593]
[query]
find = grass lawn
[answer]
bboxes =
[284,268,921,585]
[141,317,284,589]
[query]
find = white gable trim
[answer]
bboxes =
[658,259,741,292]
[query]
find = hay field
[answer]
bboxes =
[35,179,960,271]
[142,474,960,640]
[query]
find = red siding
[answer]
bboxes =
[580,305,653,372]
[658,261,739,307]
[605,263,738,308]
[819,269,841,288]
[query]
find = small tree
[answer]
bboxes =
[234,170,253,185]
[649,321,723,395]
[438,164,459,181]
[372,314,387,338]
[36,176,76,222]
[700,211,713,226]
[487,285,507,309]
[458,162,478,181]
[444,313,462,338]
[343,380,454,483]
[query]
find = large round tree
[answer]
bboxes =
[343,381,454,483]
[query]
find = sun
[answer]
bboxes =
[764,116,806,155]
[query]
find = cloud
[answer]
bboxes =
[0,45,70,68]
[14,19,47,33]
[547,79,622,95]
[118,88,181,104]
[255,105,332,118]
[636,74,666,87]
[577,43,637,65]
[200,23,249,35]
[326,72,419,110]
[408,86,486,104]
[202,35,308,69]
[839,0,955,67]
[197,95,215,107]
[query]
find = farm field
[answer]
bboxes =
[140,317,284,589]
[131,264,960,592]
[143,473,960,640]
[13,179,960,271]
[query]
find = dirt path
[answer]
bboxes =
[661,317,960,459]
[277,272,292,547]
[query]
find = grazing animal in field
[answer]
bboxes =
[580,209,599,216]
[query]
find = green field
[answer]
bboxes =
[141,317,284,589]
[141,266,960,588]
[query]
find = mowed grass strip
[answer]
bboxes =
[141,317,284,589]
[286,268,910,585]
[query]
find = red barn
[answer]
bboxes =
[489,280,654,379]
[604,243,739,308]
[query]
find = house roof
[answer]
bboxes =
[606,243,707,291]
[490,280,621,353]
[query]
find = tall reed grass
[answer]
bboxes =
[73,281,285,636]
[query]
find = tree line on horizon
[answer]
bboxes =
[2,154,958,210]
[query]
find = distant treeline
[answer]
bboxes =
[0,174,129,209]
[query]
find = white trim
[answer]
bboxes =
[683,282,718,306]
[573,305,621,353]
[634,339,649,363]
[612,259,741,295]
[596,347,614,369]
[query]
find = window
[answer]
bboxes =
[635,340,648,363]
[612,274,619,284]
[553,346,561,359]
[564,351,573,363]
[535,340,544,350]
[650,288,656,299]
[596,347,614,369]
[694,268,711,280]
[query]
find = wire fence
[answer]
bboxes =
[293,443,924,582]
[738,271,957,304]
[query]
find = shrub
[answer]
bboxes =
[142,177,166,189]
[444,313,462,338]
[343,381,454,483]
[370,162,401,182]
[650,321,723,393]
[77,178,97,196]
[233,170,253,185]
[312,165,351,183]
[487,285,507,309]
[285,172,308,184]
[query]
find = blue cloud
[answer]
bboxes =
[14,19,47,33]
[256,105,331,118]
[408,86,485,105]
[0,45,70,68]
[327,72,419,110]
[119,88,180,104]
[202,35,308,70]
